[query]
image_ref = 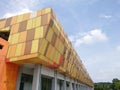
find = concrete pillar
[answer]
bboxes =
[74,83,76,90]
[70,81,73,90]
[16,67,23,90]
[77,84,79,90]
[32,64,41,90]
[63,77,66,90]
[52,71,57,90]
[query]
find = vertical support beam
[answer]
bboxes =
[63,77,66,90]
[16,67,22,90]
[52,71,57,90]
[74,83,76,90]
[77,84,79,90]
[32,64,41,90]
[70,81,72,90]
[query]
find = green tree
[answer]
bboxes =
[112,78,120,90]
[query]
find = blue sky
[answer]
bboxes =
[0,0,120,82]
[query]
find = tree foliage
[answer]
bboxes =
[94,78,120,90]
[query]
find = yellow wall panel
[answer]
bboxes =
[18,31,27,43]
[31,40,39,53]
[46,44,52,59]
[7,45,17,58]
[0,20,6,29]
[32,18,36,28]
[10,23,19,35]
[52,24,59,36]
[35,16,41,27]
[47,45,55,61]
[17,15,23,23]
[39,39,48,55]
[11,16,17,25]
[1,26,10,32]
[37,10,42,16]
[41,10,45,15]
[54,51,60,64]
[50,47,56,60]
[34,27,43,39]
[23,13,30,21]
[15,43,23,56]
[11,33,19,44]
[46,28,53,42]
[27,19,33,30]
[45,8,52,14]
[47,13,51,24]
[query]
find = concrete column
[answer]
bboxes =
[32,64,41,90]
[52,71,57,90]
[74,83,76,90]
[77,84,79,90]
[70,81,73,90]
[16,67,23,90]
[63,77,66,90]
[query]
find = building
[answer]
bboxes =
[0,8,94,90]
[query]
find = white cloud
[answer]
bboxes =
[69,29,108,47]
[100,15,112,19]
[3,8,32,18]
[117,45,120,51]
[2,0,40,18]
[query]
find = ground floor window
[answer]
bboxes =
[41,76,52,90]
[19,73,33,90]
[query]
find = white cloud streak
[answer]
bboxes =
[117,45,120,51]
[3,8,32,18]
[69,29,108,47]
[100,15,112,19]
[2,0,40,18]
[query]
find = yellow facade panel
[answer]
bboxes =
[58,41,64,54]
[45,8,52,14]
[35,16,41,27]
[50,47,56,61]
[0,19,6,29]
[27,19,33,30]
[32,18,36,28]
[34,27,43,39]
[15,43,23,56]
[55,37,59,49]
[47,13,51,24]
[57,51,60,64]
[1,26,10,32]
[48,45,56,61]
[46,44,52,59]
[9,57,18,62]
[7,45,17,58]
[41,9,45,15]
[39,39,48,55]
[55,51,60,64]
[23,13,30,21]
[10,16,17,25]
[37,10,42,16]
[52,24,59,36]
[31,40,39,53]
[10,23,19,35]
[17,15,23,23]
[18,31,27,43]
[11,33,19,44]
[46,28,53,42]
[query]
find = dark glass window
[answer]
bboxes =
[19,73,33,90]
[0,31,10,41]
[0,44,3,49]
[41,76,52,90]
